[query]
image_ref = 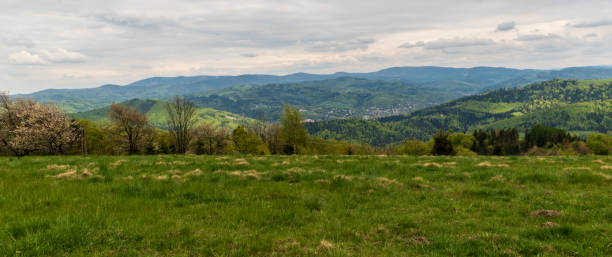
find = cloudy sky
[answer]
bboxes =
[2,0,612,93]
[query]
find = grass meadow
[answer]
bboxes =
[0,155,611,256]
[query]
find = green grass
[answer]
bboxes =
[1,155,611,256]
[74,99,254,129]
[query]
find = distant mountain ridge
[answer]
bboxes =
[188,77,463,121]
[17,65,612,113]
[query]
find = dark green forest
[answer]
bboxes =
[307,79,612,146]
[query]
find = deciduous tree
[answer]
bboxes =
[280,104,308,154]
[165,97,197,154]
[108,103,148,154]
[0,93,78,156]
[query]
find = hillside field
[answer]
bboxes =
[1,155,611,256]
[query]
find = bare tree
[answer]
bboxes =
[108,103,148,154]
[0,92,78,156]
[189,123,232,154]
[165,97,197,154]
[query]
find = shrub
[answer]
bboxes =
[450,133,475,149]
[586,133,612,155]
[432,129,454,155]
[395,139,431,155]
[455,146,477,156]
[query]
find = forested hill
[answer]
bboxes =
[188,77,462,120]
[306,79,612,146]
[17,66,612,113]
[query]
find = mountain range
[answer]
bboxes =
[13,65,612,146]
[17,66,612,114]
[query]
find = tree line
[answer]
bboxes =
[1,92,610,156]
[398,125,610,156]
[0,93,374,156]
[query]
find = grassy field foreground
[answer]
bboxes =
[0,155,611,256]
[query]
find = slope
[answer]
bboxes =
[306,79,612,146]
[73,99,253,128]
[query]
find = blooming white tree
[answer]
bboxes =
[0,92,79,156]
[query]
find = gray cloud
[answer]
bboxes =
[399,41,425,48]
[96,12,178,31]
[496,21,516,31]
[423,38,496,50]
[515,33,561,41]
[571,20,612,28]
[2,37,35,48]
[303,39,375,52]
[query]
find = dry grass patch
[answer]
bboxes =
[421,162,442,168]
[600,166,612,170]
[156,161,188,166]
[319,240,334,249]
[540,221,558,227]
[49,169,77,179]
[314,179,330,184]
[563,167,591,171]
[43,164,71,170]
[475,161,509,168]
[592,160,606,164]
[309,168,326,173]
[80,168,93,178]
[110,159,127,167]
[333,175,354,181]
[530,210,562,217]
[413,177,426,182]
[167,170,182,175]
[48,168,102,180]
[285,167,305,174]
[411,236,431,245]
[225,169,267,179]
[154,175,169,180]
[243,170,265,180]
[271,160,292,166]
[489,175,507,182]
[417,162,456,168]
[376,177,403,186]
[596,172,611,179]
[232,158,250,166]
[184,169,203,177]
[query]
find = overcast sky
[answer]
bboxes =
[2,0,612,93]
